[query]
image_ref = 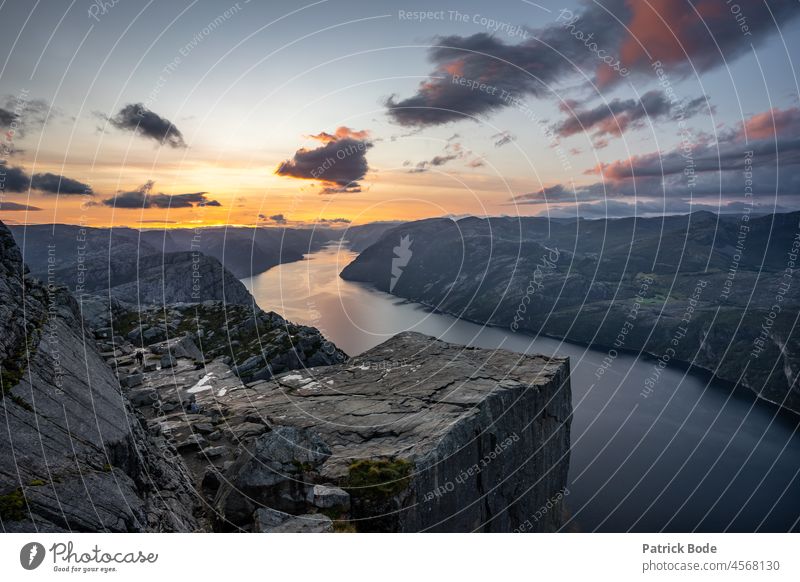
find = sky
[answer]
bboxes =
[0,0,799,228]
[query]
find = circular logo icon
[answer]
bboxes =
[20,542,46,570]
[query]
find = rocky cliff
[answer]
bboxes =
[117,331,571,532]
[341,213,800,415]
[0,221,199,532]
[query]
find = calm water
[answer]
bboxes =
[243,243,800,532]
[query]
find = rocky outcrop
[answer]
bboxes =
[341,213,800,415]
[95,299,346,382]
[121,330,571,532]
[0,221,200,532]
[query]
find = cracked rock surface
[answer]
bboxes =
[122,329,572,532]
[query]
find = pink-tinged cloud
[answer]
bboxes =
[618,0,790,74]
[738,107,800,140]
[276,128,373,193]
[307,126,371,144]
[385,1,799,127]
[554,91,708,142]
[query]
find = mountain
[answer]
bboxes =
[1,218,569,532]
[340,221,405,252]
[9,222,403,281]
[341,212,800,415]
[49,249,254,306]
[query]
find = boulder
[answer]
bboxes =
[213,427,331,527]
[306,485,350,510]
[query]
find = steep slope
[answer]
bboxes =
[0,221,199,532]
[50,250,253,306]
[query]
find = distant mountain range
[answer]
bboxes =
[9,221,400,280]
[341,211,800,415]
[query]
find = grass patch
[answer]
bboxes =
[344,458,412,500]
[0,488,27,521]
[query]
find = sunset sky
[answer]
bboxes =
[1,0,799,228]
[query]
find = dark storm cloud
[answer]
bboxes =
[0,162,92,195]
[102,181,220,208]
[0,201,41,211]
[109,103,187,148]
[276,127,372,192]
[386,0,799,127]
[553,91,709,141]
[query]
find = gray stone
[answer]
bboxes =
[193,422,215,434]
[177,434,207,450]
[122,373,143,388]
[306,485,350,510]
[200,446,228,459]
[213,427,331,526]
[229,422,268,440]
[160,354,177,369]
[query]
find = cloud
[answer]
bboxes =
[102,181,221,208]
[0,96,51,138]
[513,184,575,202]
[736,106,800,141]
[30,172,93,195]
[614,0,799,83]
[306,127,370,143]
[108,103,187,148]
[408,141,468,173]
[275,127,372,192]
[318,217,351,224]
[0,162,92,195]
[515,106,800,209]
[259,213,287,224]
[492,131,515,147]
[553,91,709,143]
[581,107,800,187]
[385,1,799,127]
[0,108,16,126]
[0,201,42,211]
[0,164,31,192]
